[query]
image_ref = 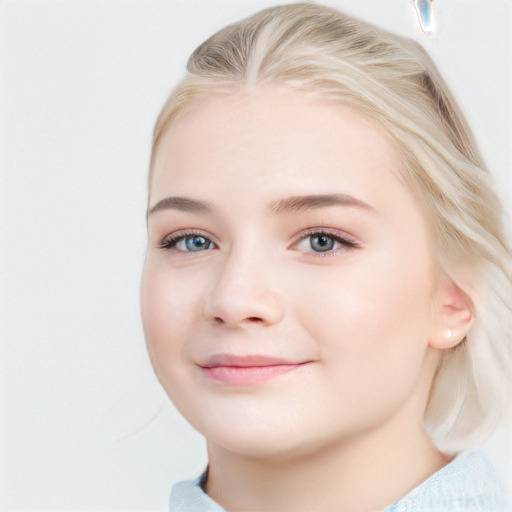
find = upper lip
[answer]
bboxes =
[199,354,301,368]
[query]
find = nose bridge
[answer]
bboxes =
[203,236,284,326]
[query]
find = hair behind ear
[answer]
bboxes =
[426,262,512,453]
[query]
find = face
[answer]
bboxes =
[141,88,440,459]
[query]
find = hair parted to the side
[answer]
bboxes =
[148,3,512,453]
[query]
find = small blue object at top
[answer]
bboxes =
[413,0,436,33]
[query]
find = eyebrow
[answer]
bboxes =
[148,196,212,215]
[268,194,376,214]
[147,193,375,217]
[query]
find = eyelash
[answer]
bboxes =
[157,229,360,254]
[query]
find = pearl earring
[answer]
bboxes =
[444,329,453,339]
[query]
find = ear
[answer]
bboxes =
[429,275,473,350]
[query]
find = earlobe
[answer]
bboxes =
[429,277,473,350]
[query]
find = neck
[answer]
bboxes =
[204,413,449,512]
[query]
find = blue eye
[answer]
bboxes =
[309,234,336,252]
[184,235,213,251]
[159,233,215,252]
[296,230,359,254]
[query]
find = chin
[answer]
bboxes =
[195,412,334,461]
[206,428,311,460]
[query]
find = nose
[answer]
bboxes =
[202,248,285,328]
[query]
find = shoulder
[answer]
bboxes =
[384,450,511,512]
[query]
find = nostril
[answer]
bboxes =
[203,293,285,327]
[211,315,262,325]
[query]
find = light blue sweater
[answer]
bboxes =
[169,450,511,511]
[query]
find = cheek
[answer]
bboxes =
[294,248,435,382]
[140,262,200,369]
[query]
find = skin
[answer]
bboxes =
[140,87,469,511]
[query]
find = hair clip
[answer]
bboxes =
[413,0,435,34]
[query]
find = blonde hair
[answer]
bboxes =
[149,3,512,453]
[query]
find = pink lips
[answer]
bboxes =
[199,354,305,386]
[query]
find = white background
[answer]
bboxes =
[1,0,510,510]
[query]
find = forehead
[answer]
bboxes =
[150,87,406,208]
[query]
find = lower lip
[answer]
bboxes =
[201,364,302,386]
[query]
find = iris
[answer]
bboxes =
[185,236,213,251]
[310,235,335,252]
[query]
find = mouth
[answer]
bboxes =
[198,354,309,386]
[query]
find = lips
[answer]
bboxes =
[198,354,307,385]
[201,354,296,368]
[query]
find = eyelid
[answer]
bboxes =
[297,227,359,243]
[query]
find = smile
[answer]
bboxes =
[199,354,308,386]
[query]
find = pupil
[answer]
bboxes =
[311,235,334,252]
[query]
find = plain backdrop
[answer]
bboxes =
[1,0,511,510]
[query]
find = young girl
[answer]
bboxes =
[140,3,512,511]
